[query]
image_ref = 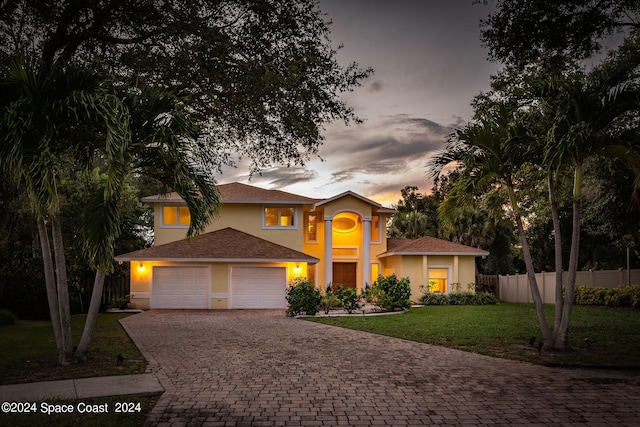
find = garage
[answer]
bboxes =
[152,266,210,309]
[231,266,287,309]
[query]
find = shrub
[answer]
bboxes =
[372,274,411,311]
[419,292,450,305]
[363,284,383,304]
[419,291,497,306]
[335,285,361,314]
[449,292,475,305]
[574,285,640,308]
[0,309,17,325]
[286,278,322,316]
[320,291,342,314]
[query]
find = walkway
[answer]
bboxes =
[120,309,640,426]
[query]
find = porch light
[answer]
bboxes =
[293,264,302,275]
[137,263,146,273]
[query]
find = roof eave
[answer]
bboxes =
[115,256,320,264]
[378,251,489,258]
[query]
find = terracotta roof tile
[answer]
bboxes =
[115,227,319,263]
[382,236,489,257]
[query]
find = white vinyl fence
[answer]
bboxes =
[498,269,640,303]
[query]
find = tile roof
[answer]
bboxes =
[381,236,489,257]
[115,227,319,263]
[141,182,318,204]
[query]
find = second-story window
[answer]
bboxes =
[307,213,318,242]
[371,215,381,242]
[162,205,190,227]
[264,206,296,228]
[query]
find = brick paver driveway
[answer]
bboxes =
[121,310,640,426]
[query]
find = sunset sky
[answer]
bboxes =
[219,0,502,205]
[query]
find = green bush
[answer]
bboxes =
[419,292,450,305]
[0,309,17,325]
[286,278,322,316]
[449,292,475,305]
[574,285,640,308]
[419,291,498,306]
[320,291,342,314]
[371,274,411,311]
[335,285,361,314]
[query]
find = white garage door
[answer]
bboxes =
[152,266,209,309]
[231,266,286,309]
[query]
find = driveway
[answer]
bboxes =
[121,310,640,426]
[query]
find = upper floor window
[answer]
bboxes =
[306,213,318,242]
[162,205,190,227]
[264,206,296,228]
[371,215,381,243]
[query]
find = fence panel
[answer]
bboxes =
[498,269,640,303]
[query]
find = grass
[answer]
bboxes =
[0,313,160,426]
[307,303,640,368]
[0,313,146,385]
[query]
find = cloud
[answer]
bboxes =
[247,167,318,188]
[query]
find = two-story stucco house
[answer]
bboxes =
[115,182,488,309]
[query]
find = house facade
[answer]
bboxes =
[115,182,488,309]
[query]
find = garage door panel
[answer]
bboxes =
[153,266,209,309]
[231,267,286,309]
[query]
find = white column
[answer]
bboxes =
[324,217,333,291]
[362,217,371,291]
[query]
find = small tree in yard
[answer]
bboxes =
[370,274,412,312]
[286,278,321,317]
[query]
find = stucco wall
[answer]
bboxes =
[128,260,308,310]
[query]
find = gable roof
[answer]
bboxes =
[141,182,317,205]
[115,227,319,263]
[379,236,489,258]
[313,190,395,214]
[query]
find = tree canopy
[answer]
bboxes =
[0,0,371,173]
[479,0,640,67]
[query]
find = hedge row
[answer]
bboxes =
[419,292,498,306]
[574,285,640,308]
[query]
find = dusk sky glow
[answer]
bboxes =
[219,0,502,205]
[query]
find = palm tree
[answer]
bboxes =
[1,56,221,363]
[0,56,130,364]
[533,70,640,348]
[429,104,555,346]
[75,86,221,361]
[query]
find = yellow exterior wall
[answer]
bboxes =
[321,196,373,218]
[378,254,479,302]
[127,259,309,310]
[154,202,305,250]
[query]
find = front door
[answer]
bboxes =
[332,262,357,291]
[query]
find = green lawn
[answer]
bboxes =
[0,313,146,385]
[0,313,159,426]
[307,303,640,367]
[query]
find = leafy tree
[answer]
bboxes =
[1,1,370,364]
[0,0,371,172]
[389,186,439,238]
[479,0,640,67]
[429,104,555,346]
[0,57,131,364]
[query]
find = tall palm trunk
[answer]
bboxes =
[75,270,105,362]
[556,163,582,349]
[508,184,553,345]
[51,214,74,364]
[37,219,64,359]
[548,174,564,340]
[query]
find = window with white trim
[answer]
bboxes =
[162,205,190,227]
[264,206,296,228]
